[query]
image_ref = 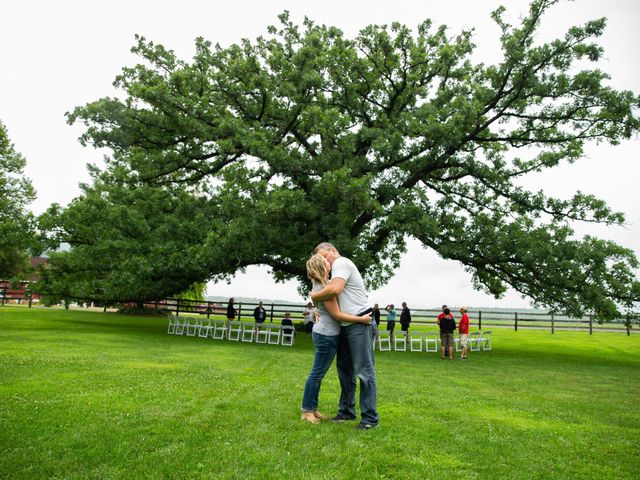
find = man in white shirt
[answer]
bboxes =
[310,242,379,429]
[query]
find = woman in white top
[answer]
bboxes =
[301,254,372,424]
[302,302,315,334]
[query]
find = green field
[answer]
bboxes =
[1,306,638,479]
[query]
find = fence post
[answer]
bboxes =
[626,314,631,337]
[28,291,33,308]
[176,298,180,316]
[589,315,593,335]
[238,302,242,321]
[478,310,482,330]
[270,304,274,322]
[206,301,212,319]
[551,312,555,334]
[514,312,518,331]
[1,288,5,306]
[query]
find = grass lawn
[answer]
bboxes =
[1,306,639,479]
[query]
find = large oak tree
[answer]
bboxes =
[43,0,640,318]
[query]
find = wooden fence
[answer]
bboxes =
[1,288,637,335]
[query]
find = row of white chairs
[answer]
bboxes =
[375,330,492,352]
[167,316,295,346]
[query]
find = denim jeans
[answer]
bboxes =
[336,323,379,425]
[301,332,339,412]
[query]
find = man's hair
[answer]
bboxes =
[314,242,337,254]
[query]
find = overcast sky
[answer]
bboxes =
[2,0,638,309]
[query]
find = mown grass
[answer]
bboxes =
[1,306,638,479]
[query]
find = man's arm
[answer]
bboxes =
[310,277,346,303]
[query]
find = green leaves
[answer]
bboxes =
[0,121,37,279]
[57,2,639,319]
[36,183,213,303]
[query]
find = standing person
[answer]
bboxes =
[400,302,411,334]
[458,307,470,360]
[301,254,372,424]
[371,303,381,342]
[436,305,448,327]
[311,242,379,430]
[253,301,267,324]
[437,305,452,357]
[385,304,397,340]
[303,302,315,334]
[226,298,237,322]
[439,307,456,360]
[372,304,381,328]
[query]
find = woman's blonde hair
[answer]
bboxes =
[306,254,328,285]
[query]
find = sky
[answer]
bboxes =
[1,0,639,309]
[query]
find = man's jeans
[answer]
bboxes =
[336,323,379,425]
[301,332,339,412]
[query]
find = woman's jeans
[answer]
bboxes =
[301,332,339,412]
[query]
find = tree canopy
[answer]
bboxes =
[39,176,213,304]
[0,120,36,280]
[43,0,640,318]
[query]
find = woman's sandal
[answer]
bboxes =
[301,412,321,424]
[313,411,328,420]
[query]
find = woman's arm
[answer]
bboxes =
[323,297,371,324]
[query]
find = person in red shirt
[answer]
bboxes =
[458,306,470,359]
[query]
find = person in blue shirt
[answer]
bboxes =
[385,304,397,340]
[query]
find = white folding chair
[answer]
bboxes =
[255,323,269,343]
[394,331,407,351]
[198,318,212,338]
[281,326,295,346]
[373,329,380,350]
[212,319,227,340]
[241,322,256,342]
[424,334,439,352]
[167,316,178,334]
[409,332,423,352]
[175,316,187,335]
[267,324,282,345]
[469,331,481,352]
[481,331,492,351]
[186,317,199,336]
[227,321,242,341]
[454,335,462,352]
[377,330,391,351]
